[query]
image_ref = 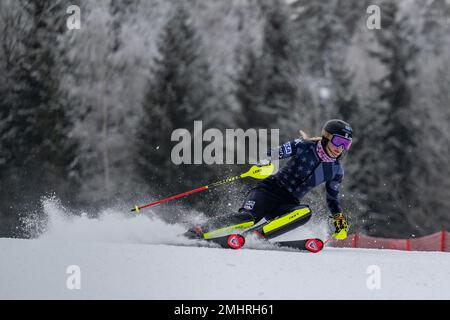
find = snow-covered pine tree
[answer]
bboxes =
[234,45,266,130]
[404,2,450,234]
[329,53,359,122]
[416,0,450,55]
[60,0,161,209]
[0,0,79,236]
[235,0,303,141]
[289,0,369,78]
[260,0,303,140]
[135,3,217,197]
[109,0,137,52]
[366,1,424,237]
[0,1,18,236]
[324,44,370,233]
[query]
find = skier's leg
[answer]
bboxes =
[250,205,312,239]
[184,211,256,240]
[197,211,255,239]
[184,185,280,239]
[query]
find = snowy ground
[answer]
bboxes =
[1,200,450,300]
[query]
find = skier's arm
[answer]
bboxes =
[326,168,348,240]
[325,167,344,215]
[266,139,304,161]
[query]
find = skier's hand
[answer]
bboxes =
[331,213,348,240]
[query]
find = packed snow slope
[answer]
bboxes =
[1,200,449,299]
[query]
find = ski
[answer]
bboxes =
[183,226,323,252]
[184,233,246,250]
[183,227,246,250]
[207,233,246,249]
[201,236,324,253]
[204,233,245,249]
[272,238,324,253]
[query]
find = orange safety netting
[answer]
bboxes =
[330,231,449,252]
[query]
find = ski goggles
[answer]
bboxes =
[330,134,352,151]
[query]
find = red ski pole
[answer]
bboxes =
[131,164,274,213]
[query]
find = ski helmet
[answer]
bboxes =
[322,119,353,139]
[321,119,353,154]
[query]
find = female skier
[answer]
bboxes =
[185,119,352,245]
